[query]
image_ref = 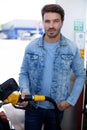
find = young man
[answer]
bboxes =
[19,4,86,130]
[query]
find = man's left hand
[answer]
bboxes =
[57,101,71,111]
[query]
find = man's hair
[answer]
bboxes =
[41,4,65,21]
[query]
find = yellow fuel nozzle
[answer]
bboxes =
[34,95,46,101]
[4,91,21,106]
[4,93,46,106]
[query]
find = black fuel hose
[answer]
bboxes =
[15,95,61,130]
[45,96,61,130]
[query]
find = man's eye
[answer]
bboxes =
[54,19,61,22]
[45,20,50,23]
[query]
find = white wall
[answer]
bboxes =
[56,0,86,41]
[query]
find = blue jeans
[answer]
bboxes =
[25,107,64,130]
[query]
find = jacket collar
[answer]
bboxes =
[38,33,67,47]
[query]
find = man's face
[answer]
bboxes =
[42,12,63,38]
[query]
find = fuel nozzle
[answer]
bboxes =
[0,78,19,101]
[4,93,46,106]
[4,91,21,106]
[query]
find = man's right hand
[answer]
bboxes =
[18,92,29,107]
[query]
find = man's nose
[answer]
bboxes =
[49,21,54,28]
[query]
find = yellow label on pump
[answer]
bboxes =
[80,49,84,59]
[34,95,45,101]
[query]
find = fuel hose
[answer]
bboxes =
[17,95,61,130]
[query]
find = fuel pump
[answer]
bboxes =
[0,78,61,130]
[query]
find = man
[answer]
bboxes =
[19,4,86,130]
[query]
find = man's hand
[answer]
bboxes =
[18,92,29,107]
[57,101,72,111]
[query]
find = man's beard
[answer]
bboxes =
[46,28,61,38]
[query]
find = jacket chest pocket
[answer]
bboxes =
[28,53,39,69]
[61,54,73,70]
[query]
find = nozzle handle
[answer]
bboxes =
[19,95,46,102]
[19,95,33,102]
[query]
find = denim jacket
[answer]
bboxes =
[19,34,86,106]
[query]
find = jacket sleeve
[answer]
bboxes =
[19,48,30,94]
[66,48,86,106]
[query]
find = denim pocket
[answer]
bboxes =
[61,54,73,70]
[27,53,39,69]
